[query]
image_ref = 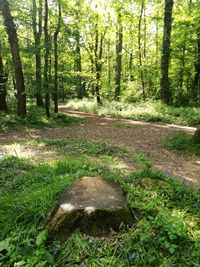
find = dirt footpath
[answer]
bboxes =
[0,106,199,186]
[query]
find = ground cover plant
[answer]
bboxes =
[1,151,200,266]
[163,132,200,157]
[66,99,200,126]
[0,104,83,132]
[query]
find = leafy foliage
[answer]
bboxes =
[67,99,200,126]
[163,132,200,156]
[1,154,200,266]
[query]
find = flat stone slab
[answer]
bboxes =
[46,177,133,240]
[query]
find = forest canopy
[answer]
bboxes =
[0,0,199,116]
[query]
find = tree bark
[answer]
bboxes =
[0,0,26,116]
[44,0,50,117]
[32,0,43,106]
[0,53,8,111]
[94,25,105,104]
[138,0,145,100]
[115,12,123,100]
[75,28,83,99]
[192,28,200,102]
[160,0,174,104]
[53,2,61,113]
[193,126,200,144]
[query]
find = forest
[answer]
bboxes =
[0,0,200,266]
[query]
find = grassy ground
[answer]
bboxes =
[163,133,200,157]
[0,104,83,132]
[1,139,200,266]
[67,99,200,126]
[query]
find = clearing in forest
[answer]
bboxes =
[0,105,199,186]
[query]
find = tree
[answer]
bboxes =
[138,0,145,100]
[192,27,200,101]
[115,11,123,100]
[193,126,200,144]
[32,0,43,106]
[44,0,50,117]
[53,1,61,113]
[0,50,8,111]
[160,0,174,104]
[0,0,26,116]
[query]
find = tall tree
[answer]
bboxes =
[138,0,145,100]
[160,0,174,104]
[53,1,61,113]
[44,0,50,117]
[94,24,105,103]
[115,11,123,100]
[192,27,200,101]
[0,0,26,116]
[74,0,83,100]
[0,50,7,111]
[193,126,200,144]
[32,0,43,106]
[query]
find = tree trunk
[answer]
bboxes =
[129,51,134,81]
[192,28,200,102]
[0,53,8,111]
[75,28,83,99]
[115,12,123,100]
[179,43,186,93]
[44,0,50,117]
[94,25,104,104]
[193,126,200,144]
[107,40,111,88]
[0,0,26,116]
[32,0,43,106]
[138,0,145,100]
[160,0,174,104]
[53,2,61,113]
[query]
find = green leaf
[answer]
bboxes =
[36,230,48,246]
[0,238,11,253]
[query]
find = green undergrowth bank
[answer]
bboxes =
[1,153,200,266]
[67,99,200,126]
[163,132,200,157]
[0,105,82,132]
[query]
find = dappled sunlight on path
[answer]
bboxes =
[0,105,199,186]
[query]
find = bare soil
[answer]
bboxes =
[0,105,199,186]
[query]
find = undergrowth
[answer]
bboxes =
[67,98,200,126]
[0,105,82,132]
[163,132,200,156]
[34,138,152,169]
[1,153,200,266]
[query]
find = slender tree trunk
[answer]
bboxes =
[193,126,200,144]
[115,12,123,100]
[0,0,26,116]
[160,0,174,104]
[44,0,50,117]
[0,53,8,111]
[75,28,83,99]
[138,0,145,100]
[53,2,61,113]
[192,28,200,101]
[156,11,159,67]
[107,40,111,88]
[32,0,43,106]
[129,51,134,81]
[94,25,104,104]
[179,43,186,93]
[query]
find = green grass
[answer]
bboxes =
[0,105,83,132]
[163,132,200,156]
[36,138,152,169]
[1,153,200,266]
[67,98,200,126]
[112,121,139,129]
